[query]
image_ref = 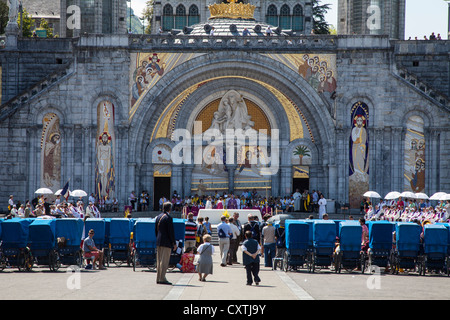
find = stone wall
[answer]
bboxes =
[0,34,448,211]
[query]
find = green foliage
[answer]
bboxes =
[293,145,311,157]
[312,0,331,35]
[18,8,34,37]
[142,0,154,34]
[0,1,8,34]
[39,18,53,38]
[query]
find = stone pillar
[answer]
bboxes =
[182,165,194,198]
[171,165,183,197]
[328,164,337,200]
[226,164,237,194]
[279,165,292,196]
[5,22,19,49]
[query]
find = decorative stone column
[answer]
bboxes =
[5,22,19,49]
[226,164,237,194]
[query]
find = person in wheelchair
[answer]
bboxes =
[83,229,106,270]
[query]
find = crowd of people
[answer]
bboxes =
[408,32,444,41]
[5,193,119,220]
[362,196,450,225]
[160,188,327,217]
[173,207,283,285]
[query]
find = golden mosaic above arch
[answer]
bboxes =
[194,97,271,135]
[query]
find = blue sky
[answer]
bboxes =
[130,0,449,39]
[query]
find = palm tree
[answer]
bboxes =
[293,145,311,165]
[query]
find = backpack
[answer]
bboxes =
[249,222,258,239]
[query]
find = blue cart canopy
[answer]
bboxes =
[1,218,34,248]
[339,221,362,252]
[110,218,133,244]
[285,220,309,250]
[29,218,57,250]
[395,222,422,252]
[424,224,448,254]
[368,221,394,251]
[313,220,336,248]
[134,219,156,249]
[55,218,84,247]
[84,218,106,243]
[173,218,186,242]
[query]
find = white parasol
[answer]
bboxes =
[363,191,381,198]
[35,187,54,194]
[430,192,447,200]
[70,189,88,197]
[414,192,429,200]
[439,193,450,201]
[400,191,416,199]
[384,191,401,200]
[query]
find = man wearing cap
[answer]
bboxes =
[261,218,276,267]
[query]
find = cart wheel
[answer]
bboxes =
[23,250,33,272]
[311,252,316,273]
[49,250,60,272]
[0,256,6,271]
[75,250,83,268]
[360,252,366,274]
[283,251,289,272]
[306,252,312,273]
[334,253,340,274]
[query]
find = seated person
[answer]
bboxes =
[83,229,106,270]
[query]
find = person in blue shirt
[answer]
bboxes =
[217,215,232,267]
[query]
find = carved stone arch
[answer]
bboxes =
[130,52,335,167]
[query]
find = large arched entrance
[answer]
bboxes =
[128,51,336,207]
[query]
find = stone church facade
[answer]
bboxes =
[0,0,449,211]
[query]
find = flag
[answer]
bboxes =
[61,180,70,201]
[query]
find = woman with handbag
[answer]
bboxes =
[196,234,214,282]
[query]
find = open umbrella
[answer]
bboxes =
[384,191,401,200]
[439,194,450,201]
[70,189,88,197]
[55,189,71,196]
[363,191,381,198]
[430,192,447,200]
[35,187,54,194]
[400,191,416,199]
[414,192,429,200]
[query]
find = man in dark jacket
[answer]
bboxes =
[242,230,261,286]
[155,202,177,285]
[243,214,261,243]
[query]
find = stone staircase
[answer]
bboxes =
[392,64,450,111]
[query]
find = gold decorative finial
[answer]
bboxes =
[209,0,256,20]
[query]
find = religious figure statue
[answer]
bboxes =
[351,114,369,176]
[207,90,254,134]
[97,131,112,199]
[43,131,61,188]
[8,0,19,24]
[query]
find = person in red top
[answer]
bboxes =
[397,197,405,210]
[216,197,224,209]
[184,213,197,249]
[178,247,196,273]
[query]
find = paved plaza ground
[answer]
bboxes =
[1,244,449,304]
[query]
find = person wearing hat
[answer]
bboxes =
[261,217,276,268]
